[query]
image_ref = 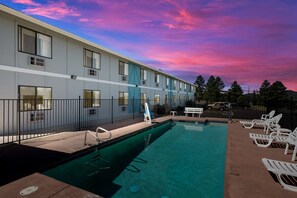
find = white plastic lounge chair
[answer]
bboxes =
[249,133,288,148]
[240,110,275,129]
[263,114,283,133]
[144,102,152,124]
[262,158,297,192]
[249,127,297,148]
[285,131,297,161]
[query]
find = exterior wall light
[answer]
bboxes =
[71,75,77,79]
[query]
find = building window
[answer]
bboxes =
[119,92,128,105]
[155,73,160,83]
[173,80,177,90]
[165,94,168,104]
[84,49,101,69]
[191,85,195,93]
[179,82,183,91]
[18,26,52,58]
[154,94,160,104]
[141,93,147,104]
[19,86,52,111]
[140,69,147,80]
[184,84,187,91]
[83,90,101,108]
[119,61,129,76]
[166,78,170,88]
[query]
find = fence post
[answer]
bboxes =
[111,96,114,124]
[17,97,21,144]
[133,97,135,120]
[290,96,293,130]
[78,96,81,131]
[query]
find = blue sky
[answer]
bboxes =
[2,0,297,91]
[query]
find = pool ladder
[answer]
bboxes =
[85,152,111,176]
[144,134,152,150]
[84,127,112,145]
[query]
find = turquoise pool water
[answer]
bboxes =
[44,121,227,198]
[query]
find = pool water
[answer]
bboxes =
[44,122,227,198]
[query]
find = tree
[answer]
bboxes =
[251,90,259,105]
[204,76,225,103]
[194,75,205,102]
[227,81,243,103]
[259,80,270,106]
[267,81,287,107]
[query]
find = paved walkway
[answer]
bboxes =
[0,115,296,197]
[225,120,296,198]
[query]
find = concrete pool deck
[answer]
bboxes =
[0,115,296,197]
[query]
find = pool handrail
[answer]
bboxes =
[84,127,112,145]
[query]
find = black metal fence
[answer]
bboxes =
[0,98,152,145]
[1,98,296,145]
[194,99,297,130]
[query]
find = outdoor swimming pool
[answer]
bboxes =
[44,121,227,197]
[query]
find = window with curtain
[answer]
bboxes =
[119,92,129,105]
[18,26,52,58]
[165,94,168,104]
[141,93,147,104]
[84,49,101,69]
[119,61,128,76]
[154,94,160,104]
[180,82,183,91]
[166,78,170,88]
[83,90,101,108]
[155,73,160,83]
[141,69,147,80]
[19,86,52,111]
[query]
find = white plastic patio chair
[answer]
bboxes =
[249,127,297,148]
[262,158,297,192]
[263,114,283,133]
[285,131,297,161]
[240,110,275,129]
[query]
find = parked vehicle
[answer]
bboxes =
[208,102,230,111]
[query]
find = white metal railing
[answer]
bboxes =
[84,127,112,145]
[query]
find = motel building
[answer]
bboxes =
[0,4,195,144]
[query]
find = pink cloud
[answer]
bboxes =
[78,18,89,22]
[11,0,297,91]
[12,0,39,6]
[19,1,81,20]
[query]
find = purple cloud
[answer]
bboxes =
[8,0,297,91]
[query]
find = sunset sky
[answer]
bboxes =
[2,0,297,91]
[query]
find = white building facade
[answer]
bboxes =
[0,5,196,142]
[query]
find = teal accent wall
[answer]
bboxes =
[128,63,140,113]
